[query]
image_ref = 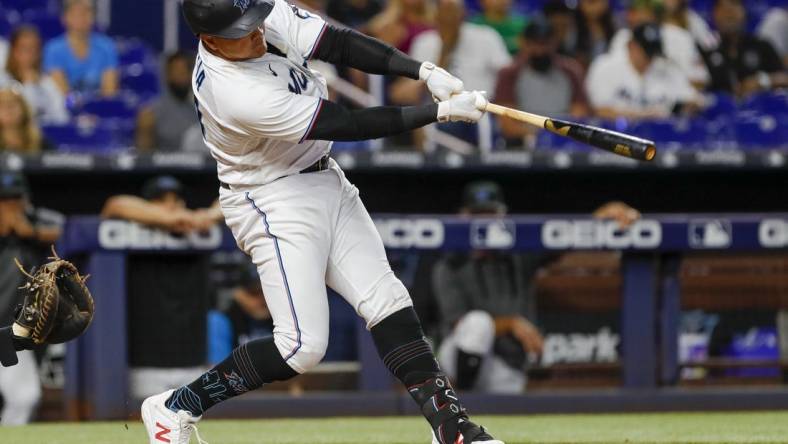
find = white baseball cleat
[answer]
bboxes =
[141,389,207,444]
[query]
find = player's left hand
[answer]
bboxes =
[419,62,463,102]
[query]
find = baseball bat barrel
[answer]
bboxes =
[484,103,657,161]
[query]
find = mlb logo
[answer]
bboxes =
[689,219,732,249]
[470,219,516,249]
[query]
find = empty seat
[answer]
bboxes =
[80,96,138,119]
[633,119,707,150]
[21,9,63,39]
[120,69,160,99]
[734,115,784,150]
[42,123,122,152]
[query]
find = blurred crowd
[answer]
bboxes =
[0,0,784,154]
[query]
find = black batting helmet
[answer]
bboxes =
[183,0,275,39]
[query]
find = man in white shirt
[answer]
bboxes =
[587,23,703,120]
[140,1,498,444]
[609,0,710,88]
[390,0,511,105]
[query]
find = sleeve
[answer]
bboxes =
[493,64,518,105]
[101,36,119,69]
[585,57,616,108]
[431,259,471,331]
[269,1,328,59]
[409,32,440,63]
[486,29,512,72]
[306,99,437,141]
[207,311,234,365]
[42,41,61,74]
[668,65,700,104]
[231,83,323,143]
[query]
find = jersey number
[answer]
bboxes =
[288,68,308,94]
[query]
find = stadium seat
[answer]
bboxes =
[21,9,63,40]
[120,69,160,99]
[633,119,707,150]
[80,96,138,120]
[702,93,737,121]
[734,115,785,150]
[0,11,13,38]
[116,38,158,69]
[42,122,122,152]
[740,92,788,116]
[2,0,56,14]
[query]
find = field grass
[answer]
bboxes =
[5,411,788,444]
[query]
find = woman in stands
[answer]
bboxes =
[0,88,51,154]
[574,0,617,67]
[1,26,69,125]
[368,0,435,54]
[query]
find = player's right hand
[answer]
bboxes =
[419,62,463,102]
[437,91,487,123]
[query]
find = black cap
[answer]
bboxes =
[462,181,507,213]
[183,0,274,39]
[543,0,574,15]
[0,172,28,199]
[141,175,184,201]
[523,17,554,41]
[632,23,663,58]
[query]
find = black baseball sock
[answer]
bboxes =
[372,308,477,444]
[165,337,297,416]
[455,349,483,390]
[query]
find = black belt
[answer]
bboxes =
[220,155,330,190]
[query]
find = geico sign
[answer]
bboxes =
[759,219,788,247]
[375,218,444,248]
[542,219,662,249]
[99,220,222,250]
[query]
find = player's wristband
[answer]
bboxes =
[0,326,19,367]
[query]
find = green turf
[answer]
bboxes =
[5,412,788,444]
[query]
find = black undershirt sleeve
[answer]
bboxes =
[306,99,438,141]
[311,25,422,79]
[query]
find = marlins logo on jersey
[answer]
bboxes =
[234,0,250,12]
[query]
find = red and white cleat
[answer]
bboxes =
[141,389,207,444]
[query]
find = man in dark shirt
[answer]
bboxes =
[704,0,786,95]
[0,172,62,425]
[495,18,591,146]
[101,176,223,399]
[432,181,639,393]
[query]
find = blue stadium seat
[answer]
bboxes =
[42,122,122,152]
[633,119,707,150]
[2,0,56,14]
[120,69,160,99]
[116,38,157,69]
[80,96,138,120]
[734,115,784,150]
[0,11,14,38]
[740,92,788,116]
[21,9,63,40]
[702,93,737,121]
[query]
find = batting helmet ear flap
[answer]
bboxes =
[183,0,274,39]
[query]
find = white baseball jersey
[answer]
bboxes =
[193,0,331,186]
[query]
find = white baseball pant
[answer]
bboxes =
[0,350,41,425]
[438,311,527,393]
[219,160,413,374]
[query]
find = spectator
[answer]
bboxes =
[136,52,197,151]
[469,0,528,55]
[609,0,710,88]
[367,0,434,54]
[326,0,384,31]
[663,0,719,51]
[208,264,273,365]
[495,18,590,144]
[0,88,51,154]
[390,0,511,105]
[43,0,119,96]
[757,8,788,67]
[574,0,617,66]
[0,172,63,425]
[0,27,69,124]
[704,0,786,96]
[543,0,579,58]
[432,181,639,393]
[101,176,224,398]
[586,23,703,120]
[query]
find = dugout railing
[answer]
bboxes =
[58,214,788,419]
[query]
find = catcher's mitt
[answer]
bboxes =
[14,248,95,345]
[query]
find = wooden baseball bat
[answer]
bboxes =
[484,103,657,161]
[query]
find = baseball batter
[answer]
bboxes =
[141,1,494,443]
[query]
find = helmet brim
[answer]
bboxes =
[212,1,273,39]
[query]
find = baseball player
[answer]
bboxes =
[141,1,493,444]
